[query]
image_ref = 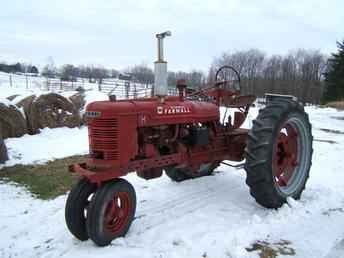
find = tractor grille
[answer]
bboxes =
[89,118,119,160]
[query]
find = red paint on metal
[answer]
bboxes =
[273,124,299,187]
[71,75,254,184]
[71,127,248,183]
[232,112,246,129]
[104,192,131,235]
[176,79,187,101]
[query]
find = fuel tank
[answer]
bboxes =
[86,96,220,127]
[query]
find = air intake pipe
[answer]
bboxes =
[154,31,171,100]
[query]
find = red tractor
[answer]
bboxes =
[65,32,313,246]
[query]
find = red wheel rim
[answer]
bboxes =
[273,123,299,187]
[103,192,131,235]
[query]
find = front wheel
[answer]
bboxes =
[244,99,313,208]
[65,178,97,241]
[86,178,136,246]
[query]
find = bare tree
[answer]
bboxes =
[126,64,154,86]
[41,56,57,78]
[210,49,328,104]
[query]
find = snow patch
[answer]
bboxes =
[2,127,88,167]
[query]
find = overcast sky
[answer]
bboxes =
[1,0,343,72]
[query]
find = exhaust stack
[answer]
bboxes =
[154,31,171,99]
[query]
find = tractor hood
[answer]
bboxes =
[85,96,220,127]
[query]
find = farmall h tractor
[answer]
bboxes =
[65,32,313,246]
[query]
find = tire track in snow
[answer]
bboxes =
[132,176,244,235]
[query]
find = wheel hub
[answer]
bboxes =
[104,192,130,235]
[274,124,299,187]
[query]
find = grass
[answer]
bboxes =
[324,100,344,110]
[246,240,295,258]
[0,155,86,200]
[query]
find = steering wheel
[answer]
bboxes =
[215,65,241,94]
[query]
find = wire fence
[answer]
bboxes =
[1,73,180,99]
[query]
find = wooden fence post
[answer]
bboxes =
[98,79,102,92]
[25,74,29,89]
[125,81,130,99]
[46,78,50,90]
[9,75,13,87]
[133,82,137,98]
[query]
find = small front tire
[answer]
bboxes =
[65,178,97,241]
[86,178,136,246]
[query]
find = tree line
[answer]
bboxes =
[3,40,344,104]
[209,49,328,104]
[41,59,207,89]
[323,40,344,103]
[0,62,39,74]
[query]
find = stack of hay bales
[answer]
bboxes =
[15,93,82,134]
[69,92,86,124]
[30,93,82,132]
[15,95,37,134]
[2,92,84,137]
[0,100,27,138]
[0,129,8,164]
[6,95,20,101]
[0,99,26,164]
[69,92,86,112]
[0,92,88,164]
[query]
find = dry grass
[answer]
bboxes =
[246,240,295,258]
[324,101,344,110]
[0,155,86,199]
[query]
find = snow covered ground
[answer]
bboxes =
[2,127,88,167]
[1,87,344,257]
[0,106,344,258]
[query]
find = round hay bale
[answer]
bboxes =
[69,93,87,125]
[75,86,86,93]
[30,93,81,131]
[15,95,38,135]
[6,94,20,101]
[0,131,8,164]
[69,93,86,111]
[80,112,88,125]
[0,100,27,139]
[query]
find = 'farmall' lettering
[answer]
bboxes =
[157,106,191,115]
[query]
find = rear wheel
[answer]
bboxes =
[165,162,217,182]
[244,99,313,208]
[65,178,97,241]
[86,178,136,246]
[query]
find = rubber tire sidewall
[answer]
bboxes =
[271,111,312,199]
[86,178,136,246]
[65,178,96,241]
[245,99,313,208]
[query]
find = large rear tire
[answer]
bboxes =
[86,178,136,246]
[244,99,313,208]
[65,178,97,241]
